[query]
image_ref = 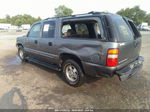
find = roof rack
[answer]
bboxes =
[71,13,92,17]
[88,11,101,14]
[43,11,103,20]
[44,17,50,20]
[71,11,101,17]
[44,17,58,20]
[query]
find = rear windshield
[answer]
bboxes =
[111,16,134,42]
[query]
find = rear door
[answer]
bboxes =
[111,16,141,65]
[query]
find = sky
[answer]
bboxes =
[0,0,149,19]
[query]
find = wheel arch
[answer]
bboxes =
[16,43,24,48]
[59,53,85,73]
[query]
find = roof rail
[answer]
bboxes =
[71,13,92,17]
[44,17,59,20]
[43,11,102,20]
[88,11,101,14]
[70,11,102,17]
[44,17,51,20]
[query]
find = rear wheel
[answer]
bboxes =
[62,59,85,87]
[18,46,27,62]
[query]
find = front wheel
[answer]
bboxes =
[18,46,27,62]
[62,59,85,87]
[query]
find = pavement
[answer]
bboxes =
[0,31,150,109]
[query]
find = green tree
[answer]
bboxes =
[145,14,150,25]
[55,5,73,17]
[117,6,146,25]
[0,18,6,23]
[0,14,41,26]
[11,14,41,26]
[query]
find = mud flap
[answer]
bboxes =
[116,56,144,81]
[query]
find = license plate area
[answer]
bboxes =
[130,59,143,69]
[116,56,144,81]
[130,61,138,69]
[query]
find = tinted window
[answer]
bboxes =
[62,24,71,34]
[94,23,101,36]
[75,24,89,35]
[28,23,41,37]
[112,16,134,42]
[62,20,100,39]
[128,21,141,38]
[42,21,55,38]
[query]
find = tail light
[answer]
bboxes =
[106,48,119,67]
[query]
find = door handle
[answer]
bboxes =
[48,42,53,46]
[34,40,38,44]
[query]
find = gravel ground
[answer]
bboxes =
[0,31,150,109]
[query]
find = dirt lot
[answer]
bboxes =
[0,31,150,109]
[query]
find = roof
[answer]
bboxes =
[43,11,111,21]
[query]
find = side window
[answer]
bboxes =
[62,24,71,33]
[94,23,101,36]
[62,24,71,37]
[28,23,41,37]
[42,21,56,38]
[61,20,100,39]
[75,24,89,36]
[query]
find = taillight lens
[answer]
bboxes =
[106,49,119,67]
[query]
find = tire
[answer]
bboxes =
[18,46,27,62]
[62,59,85,87]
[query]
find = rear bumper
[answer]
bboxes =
[116,56,144,81]
[82,56,144,79]
[82,62,116,77]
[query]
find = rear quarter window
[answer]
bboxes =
[112,16,134,42]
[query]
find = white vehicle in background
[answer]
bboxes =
[0,23,11,30]
[16,27,23,32]
[21,24,31,30]
[137,22,150,31]
[9,25,18,30]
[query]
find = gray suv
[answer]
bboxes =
[16,12,144,87]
